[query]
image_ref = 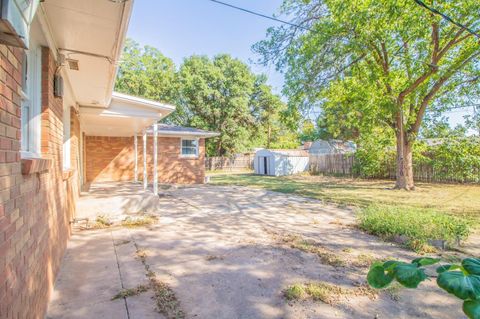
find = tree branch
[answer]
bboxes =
[410,49,480,135]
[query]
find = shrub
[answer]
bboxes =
[358,205,470,252]
[429,138,480,183]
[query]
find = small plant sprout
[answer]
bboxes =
[367,257,480,319]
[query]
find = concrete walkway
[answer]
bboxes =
[47,183,467,319]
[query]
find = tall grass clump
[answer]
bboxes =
[358,205,470,252]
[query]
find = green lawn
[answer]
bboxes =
[210,173,480,225]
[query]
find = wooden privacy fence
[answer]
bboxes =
[205,155,254,171]
[309,154,480,184]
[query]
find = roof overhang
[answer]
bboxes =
[145,130,220,138]
[40,0,133,107]
[80,93,175,137]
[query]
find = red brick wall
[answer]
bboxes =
[85,136,135,182]
[85,135,206,184]
[0,45,76,318]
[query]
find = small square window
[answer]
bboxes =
[181,139,198,157]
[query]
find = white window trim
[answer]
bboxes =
[180,138,199,158]
[20,40,42,160]
[62,104,71,170]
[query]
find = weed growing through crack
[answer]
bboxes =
[134,247,185,319]
[111,285,149,300]
[93,215,113,229]
[150,278,185,319]
[121,215,158,228]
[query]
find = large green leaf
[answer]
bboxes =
[463,259,480,276]
[463,300,480,319]
[412,257,440,267]
[437,271,480,300]
[367,263,394,288]
[393,264,428,288]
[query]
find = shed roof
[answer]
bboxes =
[257,149,309,157]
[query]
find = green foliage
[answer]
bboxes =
[173,54,298,156]
[116,41,300,156]
[352,130,395,178]
[429,138,480,183]
[367,258,480,319]
[255,0,480,187]
[115,39,178,104]
[358,205,470,252]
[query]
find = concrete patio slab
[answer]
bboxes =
[48,183,466,319]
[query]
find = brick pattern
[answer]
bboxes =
[85,135,206,184]
[0,45,77,318]
[85,136,135,182]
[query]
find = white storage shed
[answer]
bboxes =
[254,149,309,176]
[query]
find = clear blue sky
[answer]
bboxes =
[127,0,472,129]
[127,0,285,93]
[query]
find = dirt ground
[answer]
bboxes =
[47,184,467,319]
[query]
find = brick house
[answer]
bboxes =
[0,1,217,317]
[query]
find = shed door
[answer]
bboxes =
[263,156,268,175]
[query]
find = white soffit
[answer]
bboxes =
[79,94,175,137]
[41,0,133,107]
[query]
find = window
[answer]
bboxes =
[20,38,41,158]
[181,138,198,157]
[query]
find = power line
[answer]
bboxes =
[206,0,310,31]
[413,0,480,39]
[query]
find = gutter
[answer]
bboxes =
[104,0,134,107]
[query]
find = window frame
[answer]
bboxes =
[180,138,199,158]
[20,38,42,159]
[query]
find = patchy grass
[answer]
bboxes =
[384,282,403,302]
[210,174,480,225]
[205,255,224,261]
[358,205,470,252]
[351,253,379,268]
[111,285,149,300]
[121,215,158,228]
[278,233,346,267]
[284,282,377,305]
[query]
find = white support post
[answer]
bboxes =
[134,133,138,183]
[153,124,158,194]
[143,130,147,190]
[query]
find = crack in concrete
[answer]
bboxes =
[111,231,131,319]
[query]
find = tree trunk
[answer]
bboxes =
[267,124,271,149]
[395,132,415,190]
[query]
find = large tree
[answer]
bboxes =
[115,39,177,104]
[172,54,258,156]
[250,75,297,148]
[254,0,480,189]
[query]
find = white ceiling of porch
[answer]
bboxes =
[42,0,132,107]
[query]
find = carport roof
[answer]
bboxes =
[80,93,176,137]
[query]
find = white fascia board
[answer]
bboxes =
[111,92,176,112]
[105,0,134,106]
[80,107,163,119]
[146,130,220,138]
